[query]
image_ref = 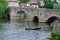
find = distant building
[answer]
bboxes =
[30,1,37,3]
[30,0,44,7]
[8,0,19,7]
[20,2,39,8]
[20,4,27,8]
[26,3,30,7]
[8,0,44,8]
[30,3,39,8]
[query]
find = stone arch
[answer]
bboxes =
[17,10,25,14]
[33,16,39,23]
[46,16,59,25]
[17,10,28,19]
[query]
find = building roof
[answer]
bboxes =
[30,3,38,5]
[20,4,26,6]
[9,0,19,2]
[30,1,37,3]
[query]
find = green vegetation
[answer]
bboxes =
[19,0,30,3]
[53,0,58,3]
[44,0,53,9]
[53,0,59,9]
[23,13,27,19]
[53,3,60,9]
[0,24,3,30]
[48,32,60,40]
[0,0,8,18]
[44,0,58,9]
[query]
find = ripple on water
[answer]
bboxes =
[0,22,51,40]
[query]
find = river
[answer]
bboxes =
[0,20,52,40]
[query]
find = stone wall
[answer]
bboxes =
[10,7,59,22]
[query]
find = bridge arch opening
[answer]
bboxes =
[17,10,27,19]
[33,16,39,23]
[46,16,59,25]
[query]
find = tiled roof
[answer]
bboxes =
[30,3,38,5]
[9,0,19,2]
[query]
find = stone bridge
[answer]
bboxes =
[9,7,60,23]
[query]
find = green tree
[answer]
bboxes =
[53,3,60,9]
[53,1,60,9]
[44,0,53,9]
[0,0,8,18]
[19,0,30,3]
[53,0,58,4]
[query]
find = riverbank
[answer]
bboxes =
[0,19,10,23]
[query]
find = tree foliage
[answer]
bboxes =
[53,0,58,4]
[53,1,60,9]
[53,3,60,9]
[44,0,57,9]
[44,0,53,9]
[0,0,8,18]
[19,0,30,3]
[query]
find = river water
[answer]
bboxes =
[0,20,52,40]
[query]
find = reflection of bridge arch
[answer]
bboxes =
[33,16,39,23]
[46,16,60,25]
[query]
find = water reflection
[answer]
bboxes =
[0,20,52,40]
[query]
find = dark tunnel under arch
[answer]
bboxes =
[46,16,59,25]
[33,16,39,23]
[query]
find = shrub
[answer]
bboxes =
[23,13,27,19]
[0,0,8,18]
[48,32,60,40]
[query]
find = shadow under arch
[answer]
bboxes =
[33,16,39,23]
[17,10,28,19]
[46,16,59,25]
[3,7,10,19]
[17,10,25,14]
